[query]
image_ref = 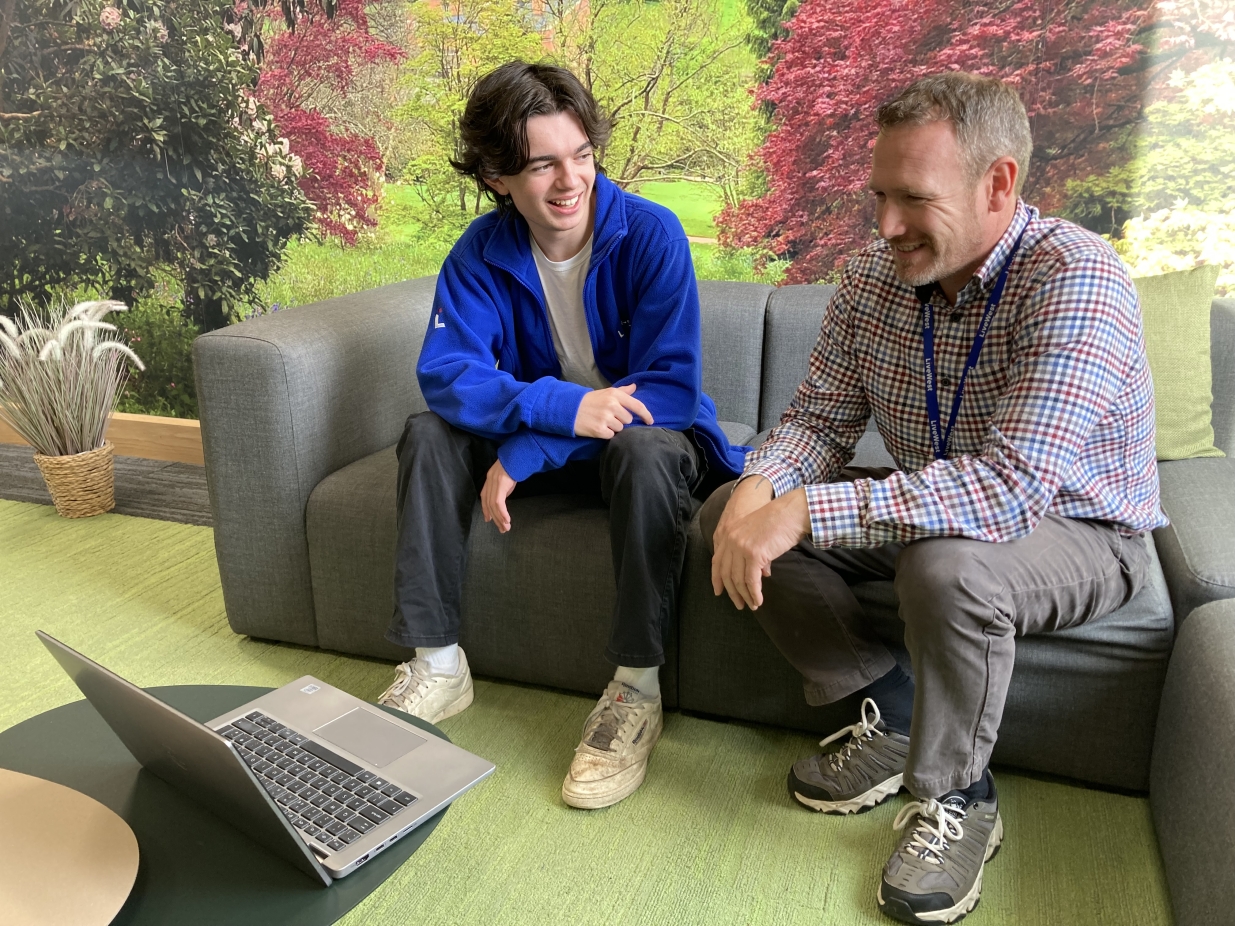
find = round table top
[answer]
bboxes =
[0,685,449,926]
[0,767,140,926]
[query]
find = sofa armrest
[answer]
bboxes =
[193,277,437,645]
[1151,598,1235,926]
[1154,457,1235,624]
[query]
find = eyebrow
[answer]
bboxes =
[526,141,594,166]
[866,182,930,196]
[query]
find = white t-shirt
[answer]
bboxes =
[530,235,611,391]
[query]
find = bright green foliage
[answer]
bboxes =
[1066,60,1235,295]
[0,0,313,330]
[563,0,765,208]
[393,0,544,225]
[114,287,201,417]
[390,0,764,224]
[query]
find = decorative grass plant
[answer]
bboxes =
[0,300,145,517]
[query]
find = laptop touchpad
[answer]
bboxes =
[314,708,426,768]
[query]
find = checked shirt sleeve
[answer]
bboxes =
[743,278,871,499]
[807,251,1144,548]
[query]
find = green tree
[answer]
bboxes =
[550,0,765,209]
[392,0,543,233]
[1069,59,1235,295]
[0,0,312,329]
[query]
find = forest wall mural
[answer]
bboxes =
[1,0,1231,416]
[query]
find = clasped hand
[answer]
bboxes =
[482,384,654,534]
[710,479,811,611]
[574,383,653,439]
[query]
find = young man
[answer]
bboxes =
[380,61,747,810]
[704,73,1165,923]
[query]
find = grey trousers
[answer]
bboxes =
[699,468,1151,798]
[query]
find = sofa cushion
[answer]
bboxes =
[1133,266,1223,460]
[759,284,836,431]
[306,444,681,706]
[1154,456,1235,620]
[698,281,772,431]
[1209,298,1235,454]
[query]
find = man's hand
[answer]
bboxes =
[574,383,654,439]
[711,481,811,611]
[481,459,518,533]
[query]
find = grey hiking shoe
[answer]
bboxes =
[878,781,1003,924]
[788,697,910,814]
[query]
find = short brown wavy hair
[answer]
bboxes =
[451,61,613,214]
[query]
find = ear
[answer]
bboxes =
[986,156,1018,212]
[484,176,510,197]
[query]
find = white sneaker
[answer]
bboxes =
[378,648,474,723]
[562,680,663,809]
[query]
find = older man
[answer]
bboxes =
[704,73,1166,924]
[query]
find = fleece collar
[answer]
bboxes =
[481,172,628,292]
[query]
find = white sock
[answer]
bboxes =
[415,644,460,676]
[613,665,660,698]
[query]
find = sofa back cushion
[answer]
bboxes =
[697,281,773,431]
[1210,298,1235,455]
[759,284,836,431]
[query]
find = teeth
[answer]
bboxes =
[549,196,579,207]
[894,244,921,252]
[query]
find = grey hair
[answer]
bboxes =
[875,72,1032,194]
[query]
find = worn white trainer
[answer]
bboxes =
[378,647,474,723]
[561,680,663,810]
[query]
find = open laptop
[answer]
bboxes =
[37,631,495,885]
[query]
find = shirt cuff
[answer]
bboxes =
[741,460,802,498]
[804,480,868,547]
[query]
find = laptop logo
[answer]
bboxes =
[301,684,321,694]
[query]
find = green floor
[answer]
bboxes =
[0,499,1172,925]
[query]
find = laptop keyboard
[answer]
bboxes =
[217,710,418,855]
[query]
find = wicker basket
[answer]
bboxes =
[33,441,116,518]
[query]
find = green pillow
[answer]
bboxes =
[1133,264,1224,461]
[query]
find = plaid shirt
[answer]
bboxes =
[744,202,1168,548]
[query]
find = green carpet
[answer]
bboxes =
[0,499,1173,925]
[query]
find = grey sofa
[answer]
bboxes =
[195,280,1235,924]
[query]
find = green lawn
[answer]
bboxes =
[633,181,725,238]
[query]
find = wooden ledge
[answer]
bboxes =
[0,412,203,465]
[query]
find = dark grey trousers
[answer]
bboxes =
[389,412,706,668]
[699,467,1151,797]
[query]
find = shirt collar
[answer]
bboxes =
[972,199,1033,290]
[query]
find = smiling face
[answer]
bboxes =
[484,110,597,262]
[868,120,1002,299]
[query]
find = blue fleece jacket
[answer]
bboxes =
[416,173,750,483]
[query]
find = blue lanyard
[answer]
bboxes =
[922,228,1026,461]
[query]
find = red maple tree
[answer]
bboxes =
[254,0,403,243]
[721,0,1163,283]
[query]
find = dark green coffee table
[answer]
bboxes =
[0,686,448,926]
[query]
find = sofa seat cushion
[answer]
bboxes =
[678,517,1174,791]
[718,420,757,448]
[1154,456,1235,621]
[306,444,680,706]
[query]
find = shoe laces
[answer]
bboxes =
[818,697,884,771]
[580,686,645,752]
[380,659,434,704]
[892,798,967,865]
